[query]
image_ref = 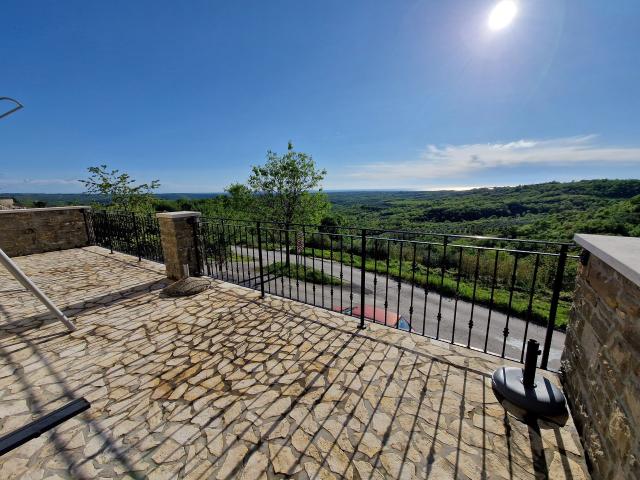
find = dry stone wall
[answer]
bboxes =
[0,207,91,256]
[561,251,640,480]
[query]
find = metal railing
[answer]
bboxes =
[87,210,164,263]
[195,218,578,371]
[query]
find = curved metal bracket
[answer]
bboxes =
[0,96,24,120]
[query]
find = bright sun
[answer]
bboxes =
[488,0,518,31]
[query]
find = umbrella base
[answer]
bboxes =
[492,366,567,417]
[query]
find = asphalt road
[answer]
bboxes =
[206,247,566,371]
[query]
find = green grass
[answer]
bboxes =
[204,252,252,265]
[294,248,571,329]
[265,261,342,286]
[231,253,252,262]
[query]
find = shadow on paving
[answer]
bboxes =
[0,278,168,342]
[0,253,586,479]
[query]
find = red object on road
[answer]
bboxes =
[334,305,413,331]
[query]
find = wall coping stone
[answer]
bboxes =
[574,233,640,287]
[156,211,202,219]
[0,206,91,215]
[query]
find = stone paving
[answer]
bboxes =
[0,247,589,479]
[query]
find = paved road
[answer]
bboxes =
[206,247,565,370]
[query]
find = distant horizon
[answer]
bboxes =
[2,177,639,197]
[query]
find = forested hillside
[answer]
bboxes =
[327,180,640,241]
[6,179,639,241]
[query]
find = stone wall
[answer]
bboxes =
[561,239,640,480]
[0,198,15,209]
[0,207,91,257]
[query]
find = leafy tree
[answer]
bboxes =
[177,198,195,211]
[319,215,341,233]
[223,183,255,217]
[153,199,178,212]
[80,165,160,212]
[247,142,329,226]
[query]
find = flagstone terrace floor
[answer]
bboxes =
[0,247,589,479]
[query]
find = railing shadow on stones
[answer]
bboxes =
[195,218,578,372]
[0,257,585,479]
[0,278,168,342]
[106,287,581,478]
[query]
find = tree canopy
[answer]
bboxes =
[247,142,329,225]
[80,165,160,213]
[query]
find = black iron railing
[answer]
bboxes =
[195,218,578,371]
[87,210,164,263]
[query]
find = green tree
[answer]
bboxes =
[80,165,160,212]
[319,215,341,233]
[247,142,329,225]
[223,183,255,218]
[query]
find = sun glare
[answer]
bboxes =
[488,0,518,31]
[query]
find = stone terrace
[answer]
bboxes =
[0,247,588,479]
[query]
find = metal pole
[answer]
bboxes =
[522,339,541,388]
[540,244,568,369]
[0,97,73,331]
[106,212,114,254]
[359,229,367,329]
[131,212,142,261]
[257,222,265,298]
[81,208,92,245]
[0,397,90,456]
[0,248,75,331]
[190,217,203,277]
[285,223,291,268]
[436,235,448,339]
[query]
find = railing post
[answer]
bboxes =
[257,221,265,298]
[106,212,114,254]
[436,235,448,339]
[131,212,142,261]
[81,208,93,246]
[285,223,291,268]
[359,229,367,329]
[220,218,226,270]
[540,244,568,369]
[190,217,203,276]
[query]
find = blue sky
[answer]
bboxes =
[1,0,639,193]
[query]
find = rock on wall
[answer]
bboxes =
[0,207,91,257]
[561,254,640,480]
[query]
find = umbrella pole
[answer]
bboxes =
[0,248,75,331]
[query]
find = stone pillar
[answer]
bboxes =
[156,211,201,281]
[561,234,640,480]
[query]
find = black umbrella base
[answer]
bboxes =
[492,366,567,417]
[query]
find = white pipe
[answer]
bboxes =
[0,248,76,331]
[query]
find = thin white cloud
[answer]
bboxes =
[349,135,640,180]
[0,178,81,186]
